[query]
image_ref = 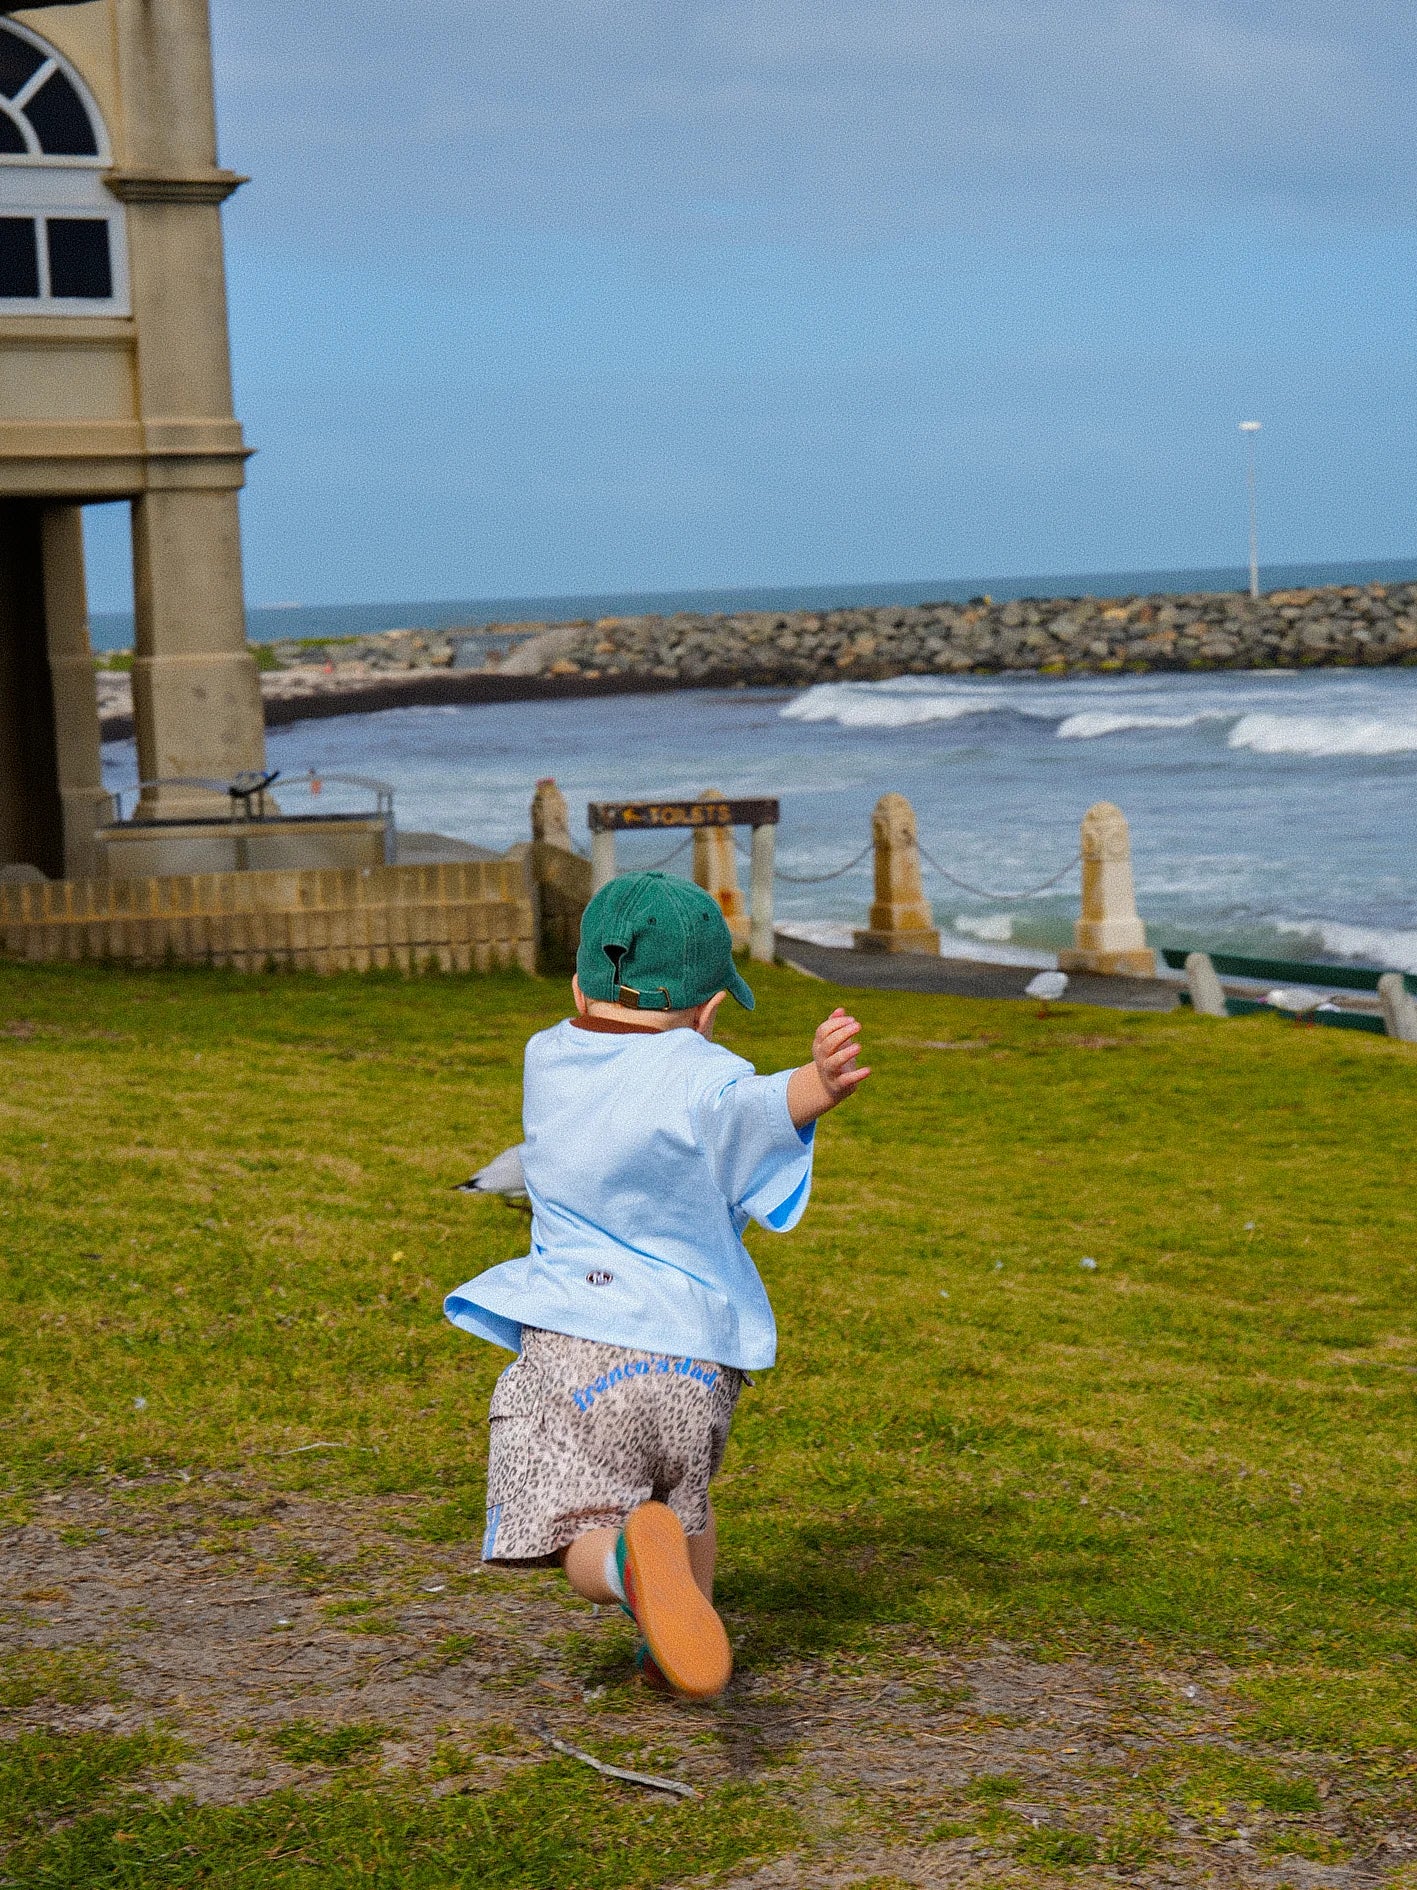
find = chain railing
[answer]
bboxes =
[563,781,1078,902]
[916,843,1082,902]
[728,831,1078,898]
[767,841,875,884]
[532,784,1163,980]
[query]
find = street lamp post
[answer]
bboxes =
[1239,421,1262,600]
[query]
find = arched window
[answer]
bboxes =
[0,16,127,312]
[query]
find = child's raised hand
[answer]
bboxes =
[786,1007,871,1127]
[812,1006,870,1104]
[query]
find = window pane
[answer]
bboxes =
[0,217,39,298]
[25,69,97,156]
[0,105,25,155]
[46,217,110,299]
[0,26,45,101]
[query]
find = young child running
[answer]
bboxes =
[444,871,869,1701]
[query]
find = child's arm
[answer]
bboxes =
[786,1007,870,1129]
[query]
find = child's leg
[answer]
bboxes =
[560,1528,620,1603]
[686,1500,716,1602]
[559,1500,717,1605]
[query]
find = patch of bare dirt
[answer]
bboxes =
[1,1484,1406,1887]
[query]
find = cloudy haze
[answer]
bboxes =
[220,1,1412,237]
[82,1,1417,607]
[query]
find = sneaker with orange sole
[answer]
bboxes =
[616,1502,732,1701]
[634,1642,673,1693]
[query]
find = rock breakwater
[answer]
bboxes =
[495,583,1417,684]
[90,582,1417,740]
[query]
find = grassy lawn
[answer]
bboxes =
[1,958,1415,1887]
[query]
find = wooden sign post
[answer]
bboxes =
[587,798,780,963]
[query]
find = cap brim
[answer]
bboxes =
[725,962,756,1011]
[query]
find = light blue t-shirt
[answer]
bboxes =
[443,1019,814,1371]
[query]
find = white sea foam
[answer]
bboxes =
[782,678,1277,740]
[1055,710,1219,740]
[936,937,1057,968]
[774,919,1055,969]
[1228,713,1417,756]
[775,919,856,949]
[780,683,1011,729]
[1274,918,1417,974]
[954,913,1013,942]
[782,673,1417,757]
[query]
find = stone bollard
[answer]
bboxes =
[1184,951,1229,1017]
[531,777,573,851]
[1378,972,1417,1043]
[528,777,591,972]
[692,789,750,949]
[853,793,941,955]
[1058,802,1156,978]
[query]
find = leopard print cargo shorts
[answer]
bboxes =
[481,1326,745,1564]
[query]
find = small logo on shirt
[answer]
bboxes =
[585,1270,615,1286]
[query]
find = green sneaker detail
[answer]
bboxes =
[614,1529,634,1619]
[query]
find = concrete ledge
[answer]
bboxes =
[99,815,391,878]
[776,934,1182,1012]
[0,859,535,974]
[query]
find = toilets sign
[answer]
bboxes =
[585,799,779,965]
[587,798,779,832]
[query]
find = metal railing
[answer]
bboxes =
[109,769,395,826]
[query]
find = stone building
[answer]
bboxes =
[0,0,264,878]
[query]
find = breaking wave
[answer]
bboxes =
[1227,713,1417,757]
[779,683,1018,728]
[1056,710,1220,739]
[782,678,1417,758]
[1274,918,1417,974]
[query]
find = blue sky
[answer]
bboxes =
[83,1,1417,609]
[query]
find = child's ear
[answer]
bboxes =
[571,974,589,1016]
[696,990,728,1039]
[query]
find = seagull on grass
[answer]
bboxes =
[455,1143,528,1204]
[1024,970,1069,1017]
[1265,987,1336,1025]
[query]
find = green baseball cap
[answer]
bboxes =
[576,872,755,1012]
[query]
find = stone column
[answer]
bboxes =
[1058,802,1156,977]
[531,776,573,851]
[41,506,111,879]
[110,0,265,816]
[590,829,616,892]
[527,777,591,972]
[129,489,263,811]
[853,792,940,954]
[748,822,776,964]
[692,789,749,949]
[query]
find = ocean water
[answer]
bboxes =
[102,665,1417,973]
[87,554,1417,653]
